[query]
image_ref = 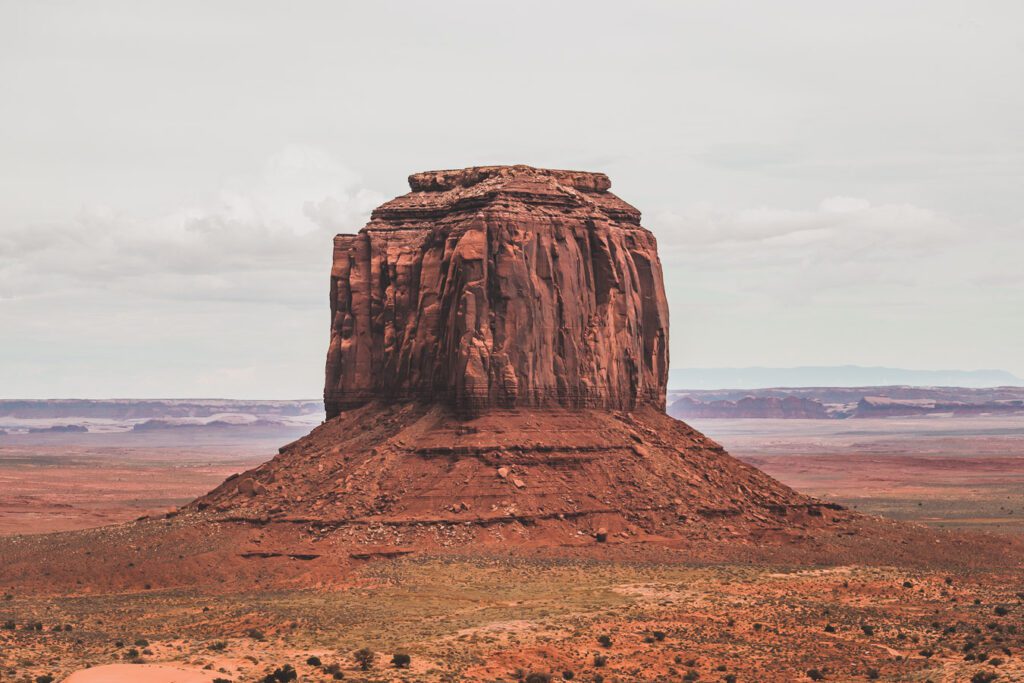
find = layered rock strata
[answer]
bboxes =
[324,165,669,417]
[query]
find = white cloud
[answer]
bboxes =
[651,197,961,256]
[0,146,382,303]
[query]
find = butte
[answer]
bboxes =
[1,166,1017,591]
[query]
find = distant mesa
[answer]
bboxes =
[669,366,1023,390]
[670,395,830,419]
[668,386,1024,419]
[27,424,88,434]
[0,399,323,421]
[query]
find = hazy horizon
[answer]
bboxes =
[2,1,1022,398]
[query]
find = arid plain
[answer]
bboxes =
[1,413,1021,683]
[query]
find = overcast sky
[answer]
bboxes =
[1,1,1022,398]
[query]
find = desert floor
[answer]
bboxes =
[1,557,1022,682]
[688,415,1024,536]
[2,417,1021,537]
[0,416,1021,682]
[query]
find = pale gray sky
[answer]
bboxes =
[1,0,1022,398]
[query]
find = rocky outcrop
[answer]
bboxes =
[669,395,830,419]
[324,165,669,417]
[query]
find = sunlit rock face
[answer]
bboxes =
[324,165,669,417]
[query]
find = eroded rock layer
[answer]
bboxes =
[324,165,669,417]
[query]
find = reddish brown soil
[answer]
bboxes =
[2,558,1021,682]
[1,406,1020,597]
[691,416,1024,535]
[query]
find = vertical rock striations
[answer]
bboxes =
[324,165,669,417]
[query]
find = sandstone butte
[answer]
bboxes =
[1,165,1018,593]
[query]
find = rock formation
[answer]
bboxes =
[191,166,847,551]
[669,395,831,419]
[324,165,669,417]
[3,166,1016,595]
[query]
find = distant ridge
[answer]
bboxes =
[668,366,1023,390]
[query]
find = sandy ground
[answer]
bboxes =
[63,663,223,682]
[0,429,288,535]
[1,557,1020,682]
[690,415,1024,534]
[1,415,1021,682]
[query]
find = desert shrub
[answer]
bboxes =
[391,653,411,668]
[597,634,612,647]
[245,628,266,641]
[994,606,1009,616]
[524,674,550,683]
[262,664,296,683]
[807,668,825,680]
[2,620,14,630]
[644,635,655,643]
[213,679,232,683]
[724,675,737,683]
[63,624,73,631]
[989,658,1005,666]
[562,670,574,680]
[209,641,228,651]
[306,655,321,666]
[354,647,375,671]
[653,630,666,641]
[861,624,875,636]
[683,670,699,681]
[903,581,913,588]
[593,676,604,683]
[866,670,880,680]
[824,624,836,633]
[971,672,998,683]
[919,649,934,658]
[594,654,607,667]
[134,638,149,647]
[35,676,54,683]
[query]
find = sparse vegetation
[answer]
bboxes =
[353,647,375,671]
[262,664,296,683]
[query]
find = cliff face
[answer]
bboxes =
[669,395,831,420]
[324,165,669,417]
